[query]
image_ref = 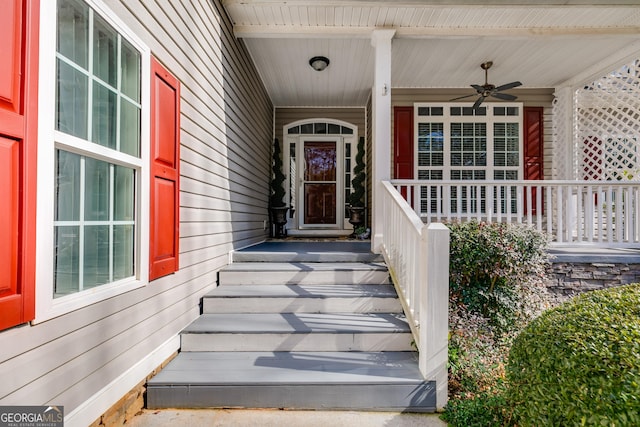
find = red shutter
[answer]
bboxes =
[0,0,38,330]
[149,57,180,281]
[393,106,414,180]
[523,107,544,214]
[394,106,414,203]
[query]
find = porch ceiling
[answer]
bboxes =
[222,0,640,107]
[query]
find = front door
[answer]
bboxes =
[300,139,341,227]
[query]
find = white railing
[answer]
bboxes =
[380,181,450,410]
[391,179,640,247]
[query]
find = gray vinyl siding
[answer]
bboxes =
[391,88,554,180]
[0,0,272,422]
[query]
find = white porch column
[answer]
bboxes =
[552,86,576,180]
[371,29,395,253]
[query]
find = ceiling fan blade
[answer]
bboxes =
[495,81,522,91]
[472,96,485,110]
[450,93,477,101]
[471,84,485,93]
[491,92,517,101]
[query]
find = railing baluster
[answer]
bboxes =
[504,184,512,223]
[526,185,532,226]
[597,185,603,243]
[617,187,623,243]
[633,187,640,243]
[585,186,593,242]
[576,184,583,242]
[607,186,613,244]
[487,184,493,223]
[516,185,523,224]
[475,184,480,221]
[547,186,553,237]
[557,186,564,243]
[536,185,542,232]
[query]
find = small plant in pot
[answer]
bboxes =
[269,138,289,237]
[348,136,366,237]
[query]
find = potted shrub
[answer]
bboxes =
[348,136,366,236]
[269,138,288,237]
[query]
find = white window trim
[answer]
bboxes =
[413,102,523,181]
[35,0,150,323]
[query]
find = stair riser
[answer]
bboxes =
[219,270,390,286]
[203,298,403,314]
[181,333,413,352]
[147,383,436,412]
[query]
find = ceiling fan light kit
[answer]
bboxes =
[451,61,522,110]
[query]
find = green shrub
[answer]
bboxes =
[445,220,554,425]
[441,389,513,427]
[447,221,550,336]
[506,284,640,426]
[448,308,509,397]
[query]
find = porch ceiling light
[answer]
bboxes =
[309,56,330,71]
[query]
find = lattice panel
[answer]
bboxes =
[576,60,640,181]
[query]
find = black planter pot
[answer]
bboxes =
[269,206,289,238]
[348,206,366,236]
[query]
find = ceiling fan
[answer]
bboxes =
[451,61,522,110]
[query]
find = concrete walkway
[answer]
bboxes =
[127,409,447,427]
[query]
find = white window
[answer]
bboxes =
[36,0,150,320]
[414,103,522,215]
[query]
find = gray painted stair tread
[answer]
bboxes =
[183,313,410,334]
[149,351,424,385]
[232,241,384,262]
[206,284,398,298]
[238,241,374,253]
[221,262,387,272]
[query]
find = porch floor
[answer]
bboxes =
[548,247,640,263]
[239,239,640,264]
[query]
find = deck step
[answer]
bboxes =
[218,262,390,285]
[232,241,383,263]
[147,351,436,411]
[180,313,413,352]
[203,284,402,313]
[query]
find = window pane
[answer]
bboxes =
[328,124,341,134]
[341,126,353,135]
[56,59,88,138]
[120,99,140,157]
[55,226,80,297]
[114,166,135,221]
[93,14,118,86]
[83,225,110,288]
[121,39,141,102]
[57,0,88,69]
[56,150,81,221]
[113,225,134,280]
[84,158,110,221]
[92,82,117,149]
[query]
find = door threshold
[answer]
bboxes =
[287,230,353,238]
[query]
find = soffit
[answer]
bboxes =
[222,1,640,106]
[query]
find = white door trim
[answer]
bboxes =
[298,135,344,229]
